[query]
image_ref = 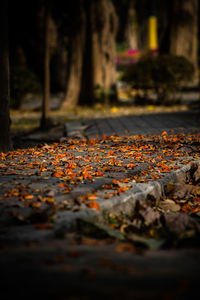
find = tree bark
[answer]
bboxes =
[51,41,67,92]
[117,0,138,49]
[125,0,138,49]
[40,6,51,129]
[0,0,12,152]
[62,0,86,109]
[170,0,199,85]
[62,0,118,108]
[89,0,118,103]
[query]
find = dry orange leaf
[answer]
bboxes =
[46,196,54,203]
[0,164,6,168]
[32,201,41,208]
[86,202,101,210]
[126,164,135,168]
[24,194,34,200]
[87,194,97,201]
[117,187,127,194]
[51,171,64,178]
[39,165,46,172]
[103,184,112,189]
[112,179,119,185]
[59,183,65,188]
[115,243,135,253]
[96,171,104,177]
[161,131,168,137]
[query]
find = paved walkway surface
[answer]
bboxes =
[1,110,200,299]
[83,111,200,138]
[62,111,200,140]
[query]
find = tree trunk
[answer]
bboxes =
[170,0,199,85]
[0,0,12,152]
[158,0,173,54]
[62,0,118,108]
[51,41,67,92]
[40,6,51,129]
[88,0,118,103]
[80,0,118,105]
[61,0,86,109]
[116,0,138,49]
[125,0,138,49]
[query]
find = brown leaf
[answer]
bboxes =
[165,183,194,199]
[46,189,56,197]
[140,206,160,226]
[193,164,200,183]
[163,212,200,234]
[137,201,160,226]
[159,199,181,212]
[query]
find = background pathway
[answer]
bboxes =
[65,111,200,139]
[84,111,200,138]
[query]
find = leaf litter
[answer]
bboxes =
[0,132,200,251]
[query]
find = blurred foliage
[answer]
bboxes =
[122,55,194,103]
[94,84,117,104]
[116,41,130,53]
[10,65,42,109]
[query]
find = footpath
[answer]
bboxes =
[0,110,200,299]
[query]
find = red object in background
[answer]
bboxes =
[116,48,159,67]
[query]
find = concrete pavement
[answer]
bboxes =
[65,111,200,139]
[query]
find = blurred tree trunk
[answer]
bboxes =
[158,1,172,54]
[0,0,12,152]
[62,0,86,109]
[125,0,138,49]
[117,0,138,49]
[51,41,67,92]
[91,0,118,102]
[170,0,199,85]
[40,5,51,129]
[62,0,118,109]
[80,0,118,105]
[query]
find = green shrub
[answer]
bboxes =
[10,65,42,109]
[122,55,194,103]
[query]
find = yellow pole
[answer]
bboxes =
[148,16,158,50]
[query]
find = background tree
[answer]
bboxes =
[169,0,199,85]
[8,0,200,116]
[9,0,66,107]
[115,0,139,49]
[0,0,12,152]
[40,3,51,129]
[60,0,86,109]
[61,0,118,109]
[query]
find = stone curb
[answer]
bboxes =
[54,160,200,231]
